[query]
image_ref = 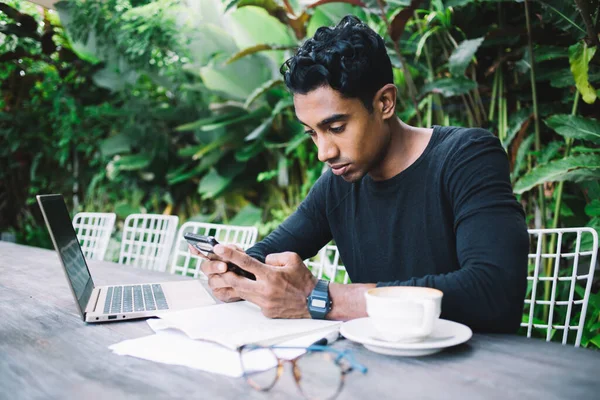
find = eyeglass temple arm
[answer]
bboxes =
[305,345,368,374]
[265,344,368,374]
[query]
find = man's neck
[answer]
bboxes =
[368,118,433,181]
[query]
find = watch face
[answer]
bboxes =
[310,298,327,309]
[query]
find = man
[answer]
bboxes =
[190,15,529,333]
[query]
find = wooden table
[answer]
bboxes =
[1,242,599,400]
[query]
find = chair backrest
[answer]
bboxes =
[305,244,350,284]
[118,214,179,272]
[170,222,258,278]
[522,227,598,347]
[72,212,116,261]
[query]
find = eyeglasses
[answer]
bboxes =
[238,344,368,400]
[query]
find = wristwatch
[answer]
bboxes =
[307,279,332,319]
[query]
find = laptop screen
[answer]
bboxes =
[37,195,94,317]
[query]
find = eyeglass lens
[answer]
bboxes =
[240,348,344,400]
[295,351,343,400]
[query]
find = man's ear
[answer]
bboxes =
[373,84,397,120]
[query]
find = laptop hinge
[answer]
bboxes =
[86,287,101,315]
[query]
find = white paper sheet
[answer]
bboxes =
[109,318,339,377]
[157,301,341,349]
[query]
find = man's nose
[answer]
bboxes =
[317,135,339,163]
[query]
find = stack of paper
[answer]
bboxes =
[157,301,341,349]
[109,301,341,377]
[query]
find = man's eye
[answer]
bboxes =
[305,130,316,136]
[329,125,345,133]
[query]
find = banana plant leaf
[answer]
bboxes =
[449,37,484,77]
[513,154,600,194]
[545,114,600,144]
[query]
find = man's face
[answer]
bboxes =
[293,85,390,183]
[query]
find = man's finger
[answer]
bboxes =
[219,269,259,300]
[188,244,210,260]
[208,273,234,291]
[213,288,241,303]
[265,252,299,267]
[200,260,228,276]
[214,244,269,278]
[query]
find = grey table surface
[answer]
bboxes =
[1,241,599,400]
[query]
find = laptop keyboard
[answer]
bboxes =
[103,284,169,314]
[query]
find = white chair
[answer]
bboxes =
[170,222,258,278]
[522,227,598,347]
[72,212,116,261]
[118,214,179,272]
[305,244,350,284]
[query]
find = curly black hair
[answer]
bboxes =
[280,15,393,112]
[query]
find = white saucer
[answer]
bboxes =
[340,318,472,357]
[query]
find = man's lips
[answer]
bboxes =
[330,164,349,176]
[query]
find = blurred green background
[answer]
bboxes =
[1,0,599,346]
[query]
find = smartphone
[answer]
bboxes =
[184,232,256,280]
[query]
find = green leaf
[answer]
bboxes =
[277,153,289,187]
[175,112,245,132]
[198,168,232,199]
[513,154,600,194]
[191,132,238,160]
[270,97,294,116]
[534,45,567,62]
[111,154,152,171]
[188,24,238,66]
[535,66,600,89]
[584,289,600,313]
[503,108,532,149]
[167,151,222,185]
[445,0,516,7]
[585,199,600,217]
[572,146,600,154]
[589,321,600,331]
[200,53,272,100]
[545,114,600,144]
[306,3,367,38]
[194,108,269,132]
[227,5,295,65]
[229,203,263,226]
[569,42,597,104]
[114,201,142,219]
[448,37,484,77]
[92,57,139,92]
[538,0,586,38]
[257,169,278,182]
[580,216,600,252]
[245,117,273,141]
[226,44,294,64]
[244,79,284,109]
[538,141,563,165]
[99,134,133,157]
[285,131,310,155]
[511,134,535,183]
[235,139,265,161]
[420,77,478,98]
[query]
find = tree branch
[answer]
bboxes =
[574,0,600,48]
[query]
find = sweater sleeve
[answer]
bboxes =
[246,172,333,263]
[377,130,529,333]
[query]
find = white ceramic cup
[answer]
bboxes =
[364,287,443,343]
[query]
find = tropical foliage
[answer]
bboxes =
[1,0,598,347]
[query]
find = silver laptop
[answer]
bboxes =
[37,194,214,323]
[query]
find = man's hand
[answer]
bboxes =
[188,244,242,302]
[205,244,318,319]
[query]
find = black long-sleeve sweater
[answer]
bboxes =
[247,126,529,333]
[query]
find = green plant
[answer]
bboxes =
[2,0,598,346]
